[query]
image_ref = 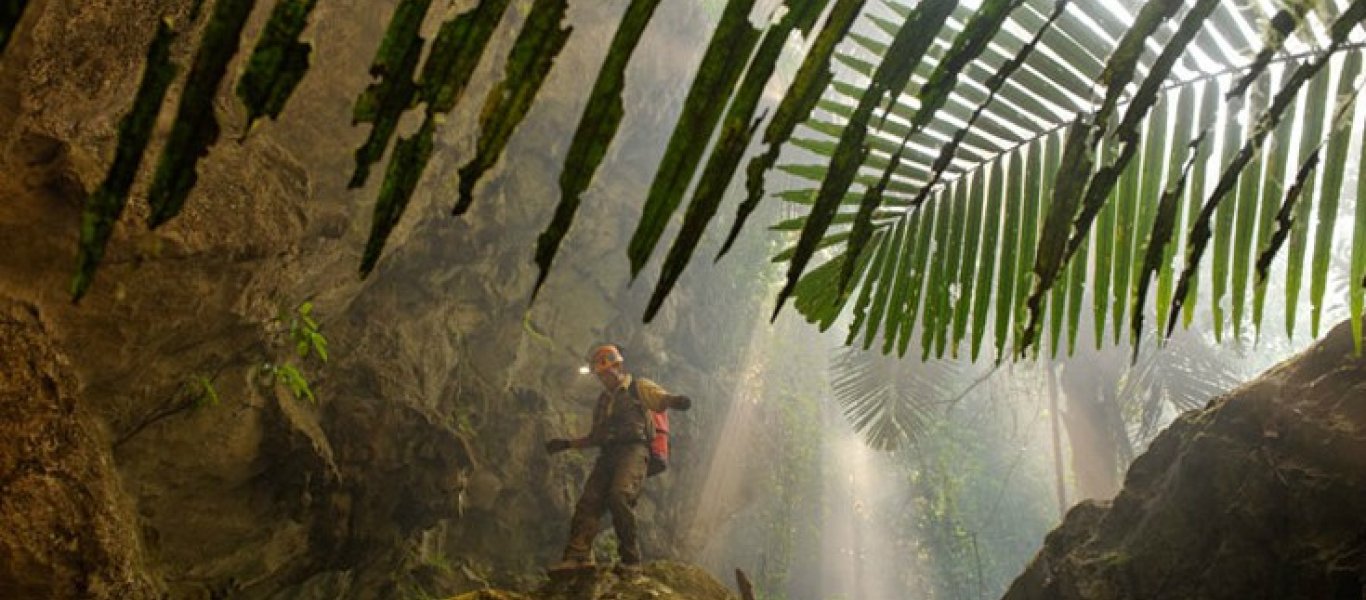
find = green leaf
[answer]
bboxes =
[723,0,866,260]
[1180,81,1221,329]
[951,171,985,356]
[970,163,1002,361]
[914,0,1027,136]
[1252,71,1300,337]
[627,0,761,276]
[884,211,921,355]
[455,0,573,215]
[1253,148,1318,308]
[1169,0,1365,338]
[349,0,431,188]
[72,21,178,301]
[1021,117,1092,353]
[535,0,662,300]
[912,0,1070,206]
[923,182,954,359]
[1106,113,1146,344]
[847,229,892,344]
[1310,51,1362,337]
[1229,75,1267,343]
[796,243,879,333]
[1037,133,1067,357]
[1,0,28,57]
[1021,0,1195,353]
[1015,127,1044,348]
[1062,0,1221,267]
[875,0,1036,208]
[864,216,910,351]
[771,211,897,231]
[1127,97,1171,347]
[994,152,1023,361]
[771,0,957,321]
[773,231,857,262]
[1060,138,1081,355]
[1226,2,1313,100]
[1095,0,1184,130]
[1205,84,1240,341]
[649,2,831,320]
[146,0,258,228]
[1091,137,1117,348]
[1280,63,1329,339]
[936,180,969,358]
[236,0,318,133]
[900,200,936,357]
[277,364,317,403]
[1134,96,1200,356]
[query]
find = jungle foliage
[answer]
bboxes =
[19,0,1366,356]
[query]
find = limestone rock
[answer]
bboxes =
[1004,319,1366,600]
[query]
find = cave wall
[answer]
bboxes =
[0,1,772,598]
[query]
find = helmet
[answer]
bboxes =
[587,344,624,374]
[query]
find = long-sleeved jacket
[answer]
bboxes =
[582,375,672,448]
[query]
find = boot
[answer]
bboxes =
[615,561,644,579]
[548,557,596,573]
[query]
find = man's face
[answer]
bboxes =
[595,363,623,389]
[590,345,624,388]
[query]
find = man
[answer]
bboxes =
[545,343,691,574]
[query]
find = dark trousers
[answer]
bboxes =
[562,443,649,564]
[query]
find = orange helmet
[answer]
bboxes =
[587,344,624,374]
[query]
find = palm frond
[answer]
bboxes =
[782,0,1366,359]
[830,345,962,450]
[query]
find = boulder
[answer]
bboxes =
[1004,319,1366,600]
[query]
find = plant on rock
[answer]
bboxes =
[257,300,328,403]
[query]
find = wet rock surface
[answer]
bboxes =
[1004,319,1366,600]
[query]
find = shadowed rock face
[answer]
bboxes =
[1005,319,1366,600]
[0,301,160,598]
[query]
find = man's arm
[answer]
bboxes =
[546,394,609,454]
[636,378,691,412]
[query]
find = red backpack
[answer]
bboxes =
[628,379,671,477]
[648,410,669,476]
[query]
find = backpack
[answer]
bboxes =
[628,379,670,477]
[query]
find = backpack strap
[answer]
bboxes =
[626,377,654,444]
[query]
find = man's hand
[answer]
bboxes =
[545,438,573,454]
[669,395,692,411]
